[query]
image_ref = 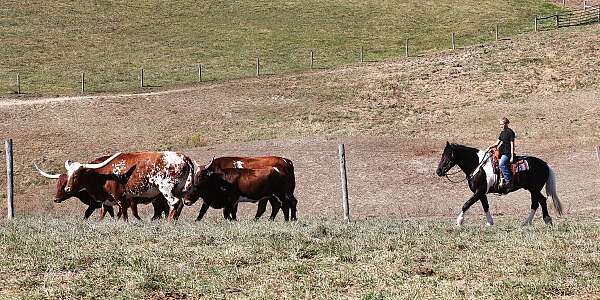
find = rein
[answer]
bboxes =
[443,151,491,184]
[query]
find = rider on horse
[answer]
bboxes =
[487,117,515,193]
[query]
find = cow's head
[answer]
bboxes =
[64,152,122,193]
[183,158,218,206]
[34,163,73,203]
[436,142,457,177]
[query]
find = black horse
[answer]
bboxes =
[436,142,563,226]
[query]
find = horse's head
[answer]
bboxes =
[436,142,457,176]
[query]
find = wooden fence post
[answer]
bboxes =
[5,139,14,219]
[140,68,144,88]
[534,17,538,32]
[198,64,202,82]
[562,0,565,7]
[310,51,314,70]
[339,144,350,222]
[16,73,20,94]
[360,46,364,63]
[495,24,499,41]
[596,145,600,164]
[256,56,260,77]
[555,14,559,28]
[81,72,85,93]
[451,32,456,50]
[405,38,410,57]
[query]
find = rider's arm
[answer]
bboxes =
[487,140,501,151]
[510,141,515,162]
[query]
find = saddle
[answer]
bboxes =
[489,148,530,190]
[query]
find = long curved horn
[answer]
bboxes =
[33,163,61,179]
[81,152,122,169]
[204,156,215,169]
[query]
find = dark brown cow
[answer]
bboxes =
[62,151,194,221]
[35,158,170,220]
[194,156,297,221]
[184,161,295,221]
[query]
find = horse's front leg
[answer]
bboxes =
[457,193,484,226]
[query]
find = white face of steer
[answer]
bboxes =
[64,162,84,193]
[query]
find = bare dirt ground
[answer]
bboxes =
[0,24,598,223]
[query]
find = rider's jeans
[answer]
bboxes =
[499,154,512,182]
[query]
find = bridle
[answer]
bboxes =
[442,151,491,184]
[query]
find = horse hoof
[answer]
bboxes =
[486,222,493,226]
[543,217,553,225]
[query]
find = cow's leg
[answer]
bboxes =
[167,201,184,221]
[268,197,281,221]
[104,205,115,218]
[456,193,483,226]
[289,194,298,221]
[151,201,162,221]
[120,201,129,222]
[130,201,142,221]
[480,195,493,226]
[279,195,291,222]
[223,206,232,220]
[196,203,210,221]
[230,203,238,221]
[83,206,96,220]
[254,198,269,220]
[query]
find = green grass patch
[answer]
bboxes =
[1,216,599,298]
[0,0,563,95]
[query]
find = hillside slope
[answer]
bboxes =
[0,24,598,218]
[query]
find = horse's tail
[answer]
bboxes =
[545,166,563,216]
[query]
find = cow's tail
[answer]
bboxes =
[545,165,563,216]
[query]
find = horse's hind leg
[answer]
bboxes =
[535,191,552,225]
[524,192,540,226]
[480,195,493,226]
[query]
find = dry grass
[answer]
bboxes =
[1,217,600,299]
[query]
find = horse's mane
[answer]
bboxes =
[449,143,479,154]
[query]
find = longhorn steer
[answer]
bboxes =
[63,151,194,220]
[35,157,170,220]
[184,163,293,221]
[205,156,297,221]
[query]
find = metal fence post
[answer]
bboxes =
[405,38,409,57]
[310,51,314,70]
[534,17,538,32]
[596,145,600,164]
[16,73,20,94]
[339,144,350,222]
[198,64,202,82]
[5,139,14,219]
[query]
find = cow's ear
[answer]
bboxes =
[446,141,450,147]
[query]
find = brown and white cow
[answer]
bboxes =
[192,156,297,221]
[184,160,296,221]
[35,157,170,220]
[62,151,194,220]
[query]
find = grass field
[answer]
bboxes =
[0,0,562,95]
[1,217,600,299]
